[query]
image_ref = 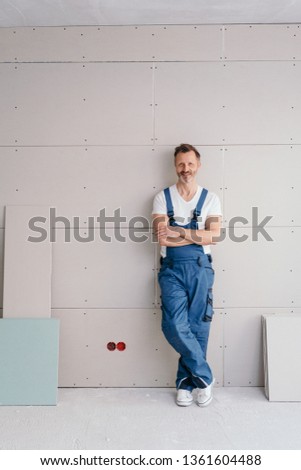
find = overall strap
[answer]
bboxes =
[193,188,208,219]
[163,187,174,218]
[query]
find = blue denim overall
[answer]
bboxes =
[158,187,214,391]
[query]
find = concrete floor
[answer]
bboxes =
[0,387,301,450]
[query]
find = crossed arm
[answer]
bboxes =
[152,214,222,247]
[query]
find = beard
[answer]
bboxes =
[177,171,195,183]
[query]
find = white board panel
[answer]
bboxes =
[52,308,223,388]
[51,228,155,309]
[263,313,301,401]
[221,61,301,144]
[52,309,178,387]
[0,145,223,229]
[0,62,153,146]
[213,228,301,308]
[155,62,301,145]
[0,27,88,62]
[152,25,222,61]
[0,146,158,229]
[0,25,222,63]
[155,62,225,145]
[206,310,224,387]
[224,145,301,226]
[3,206,52,318]
[224,24,301,60]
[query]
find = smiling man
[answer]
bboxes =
[152,143,222,407]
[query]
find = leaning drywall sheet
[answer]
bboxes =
[0,228,4,308]
[0,318,59,405]
[263,313,301,401]
[3,205,51,318]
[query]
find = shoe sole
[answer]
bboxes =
[176,400,193,407]
[197,396,213,407]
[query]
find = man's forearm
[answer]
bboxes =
[178,228,219,246]
[159,236,192,247]
[159,228,218,247]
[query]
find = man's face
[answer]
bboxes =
[175,150,201,184]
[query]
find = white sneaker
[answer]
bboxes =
[197,379,215,407]
[176,389,193,407]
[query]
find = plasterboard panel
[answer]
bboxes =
[223,308,269,386]
[0,318,59,405]
[52,308,223,387]
[0,27,88,62]
[155,62,301,145]
[51,228,155,308]
[206,310,224,387]
[263,313,301,401]
[0,25,222,63]
[213,227,301,308]
[0,229,4,308]
[223,145,301,226]
[0,145,224,229]
[155,62,225,145]
[221,61,301,144]
[52,309,178,387]
[224,24,301,60]
[3,205,52,318]
[0,63,153,146]
[0,146,158,229]
[152,25,222,61]
[0,26,155,62]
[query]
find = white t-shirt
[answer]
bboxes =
[152,184,222,256]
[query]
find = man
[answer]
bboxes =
[152,143,222,407]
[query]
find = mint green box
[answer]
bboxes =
[0,319,59,405]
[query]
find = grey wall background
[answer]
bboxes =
[0,24,300,387]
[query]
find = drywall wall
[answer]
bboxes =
[0,24,300,386]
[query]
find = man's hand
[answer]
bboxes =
[157,223,182,241]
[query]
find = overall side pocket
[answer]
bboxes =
[204,287,214,322]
